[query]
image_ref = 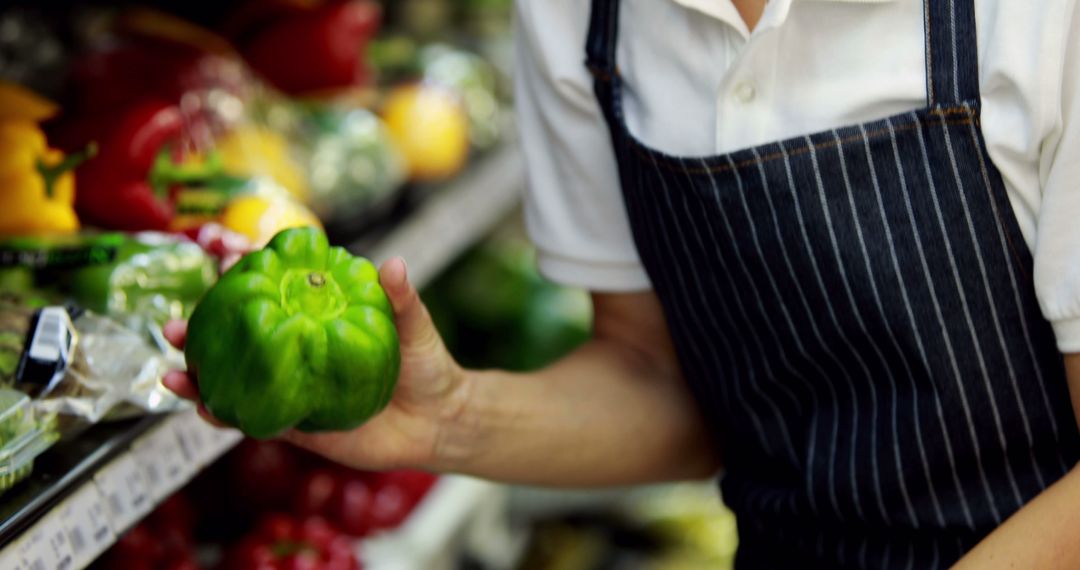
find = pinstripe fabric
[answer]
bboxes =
[584,0,1080,567]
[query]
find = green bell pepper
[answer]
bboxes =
[185,228,399,438]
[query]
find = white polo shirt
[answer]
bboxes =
[514,0,1080,351]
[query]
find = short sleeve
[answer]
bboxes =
[1034,0,1080,352]
[513,0,651,292]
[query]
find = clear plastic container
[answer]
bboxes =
[0,388,57,493]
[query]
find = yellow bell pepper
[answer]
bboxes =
[217,126,311,204]
[0,120,95,237]
[0,82,92,237]
[0,81,58,122]
[220,193,322,247]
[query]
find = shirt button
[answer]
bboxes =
[734,81,757,103]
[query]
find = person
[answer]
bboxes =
[164,0,1080,567]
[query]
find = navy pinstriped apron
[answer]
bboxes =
[585,0,1080,567]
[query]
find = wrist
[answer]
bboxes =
[423,365,488,473]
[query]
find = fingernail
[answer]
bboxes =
[395,257,409,287]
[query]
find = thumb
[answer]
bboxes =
[379,257,442,351]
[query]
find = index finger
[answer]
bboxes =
[163,320,188,349]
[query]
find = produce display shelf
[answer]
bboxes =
[0,410,243,570]
[0,140,525,570]
[0,415,161,547]
[351,136,526,286]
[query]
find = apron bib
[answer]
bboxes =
[584,0,1080,567]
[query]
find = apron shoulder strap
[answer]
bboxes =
[585,0,621,82]
[585,0,623,127]
[924,0,981,106]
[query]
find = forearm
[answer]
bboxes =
[953,463,1080,568]
[428,339,720,486]
[953,354,1080,568]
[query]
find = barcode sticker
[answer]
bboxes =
[28,309,65,362]
[94,454,151,532]
[58,484,114,567]
[133,425,187,501]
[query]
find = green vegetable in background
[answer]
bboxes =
[302,107,405,224]
[423,236,592,372]
[0,232,215,324]
[421,44,502,150]
[66,233,217,324]
[185,228,399,439]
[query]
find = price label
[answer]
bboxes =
[133,424,188,501]
[58,484,114,568]
[18,521,64,570]
[131,435,165,501]
[171,411,210,468]
[165,416,199,483]
[94,454,151,533]
[42,511,75,570]
[0,535,28,570]
[15,534,37,570]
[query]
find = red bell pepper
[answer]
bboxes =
[67,10,246,114]
[69,101,182,230]
[241,0,382,94]
[55,100,226,231]
[69,45,240,113]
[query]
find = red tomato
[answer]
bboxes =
[335,479,372,537]
[222,537,277,570]
[385,470,438,504]
[110,524,164,562]
[294,469,342,518]
[279,551,322,570]
[100,555,155,570]
[151,494,198,537]
[365,482,411,532]
[323,537,361,570]
[231,440,302,511]
[157,526,195,561]
[299,516,339,551]
[230,514,361,570]
[163,555,202,570]
[258,513,301,542]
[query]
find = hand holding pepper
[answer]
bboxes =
[163,255,465,471]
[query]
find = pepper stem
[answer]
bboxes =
[281,269,344,318]
[37,142,98,198]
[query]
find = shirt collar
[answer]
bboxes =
[670,0,899,39]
